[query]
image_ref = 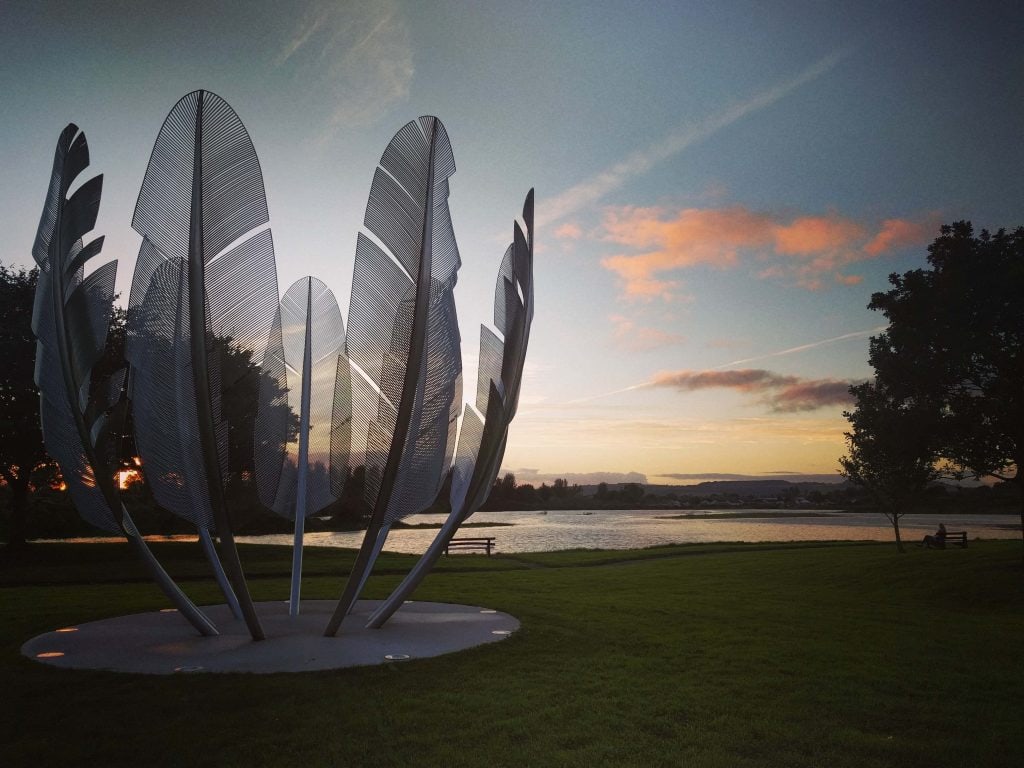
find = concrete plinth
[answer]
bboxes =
[21,600,519,674]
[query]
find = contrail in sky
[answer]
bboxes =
[713,326,887,369]
[536,49,850,227]
[567,324,881,404]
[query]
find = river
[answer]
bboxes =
[234,509,1021,554]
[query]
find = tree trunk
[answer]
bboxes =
[5,472,30,548]
[892,515,905,553]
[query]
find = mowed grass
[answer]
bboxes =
[1,540,1022,767]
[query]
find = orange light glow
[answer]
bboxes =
[55,627,78,633]
[117,467,142,490]
[36,652,65,658]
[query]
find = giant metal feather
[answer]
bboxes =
[31,124,216,636]
[325,116,463,635]
[126,90,280,640]
[255,276,349,614]
[368,189,535,629]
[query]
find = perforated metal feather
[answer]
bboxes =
[30,124,122,533]
[125,90,277,640]
[126,91,281,524]
[449,189,535,521]
[256,277,348,520]
[365,190,537,630]
[325,117,464,633]
[344,116,462,521]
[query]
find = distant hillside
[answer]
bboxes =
[580,479,851,497]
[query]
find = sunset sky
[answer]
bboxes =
[3,1,1021,485]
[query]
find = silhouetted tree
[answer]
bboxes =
[867,222,1024,551]
[620,482,645,506]
[500,473,517,495]
[840,380,942,551]
[0,264,47,547]
[331,464,368,528]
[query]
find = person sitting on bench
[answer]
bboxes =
[920,522,947,548]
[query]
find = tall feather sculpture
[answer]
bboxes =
[255,276,349,616]
[31,124,217,636]
[324,116,463,636]
[367,189,535,628]
[126,91,281,641]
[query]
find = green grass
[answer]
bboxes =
[1,540,1022,767]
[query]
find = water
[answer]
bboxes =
[235,509,1021,554]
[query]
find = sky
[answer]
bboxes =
[2,1,1022,486]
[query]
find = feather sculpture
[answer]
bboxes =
[31,124,217,636]
[324,116,463,636]
[126,91,282,641]
[255,276,349,615]
[367,189,535,628]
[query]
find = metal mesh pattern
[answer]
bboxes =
[449,403,483,516]
[493,245,515,336]
[205,228,278,370]
[384,283,462,523]
[30,125,123,533]
[132,91,269,272]
[476,325,504,414]
[128,255,214,528]
[254,305,288,510]
[345,234,412,395]
[330,350,353,498]
[258,277,348,520]
[126,90,280,531]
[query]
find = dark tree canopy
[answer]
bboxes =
[856,221,1024,547]
[840,380,942,551]
[0,265,48,545]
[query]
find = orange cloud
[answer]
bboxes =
[772,214,865,255]
[599,205,934,300]
[600,206,774,300]
[863,218,933,256]
[554,222,582,240]
[646,368,858,412]
[610,314,685,351]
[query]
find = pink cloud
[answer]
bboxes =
[646,368,858,412]
[597,205,935,301]
[554,222,583,240]
[863,218,934,256]
[834,274,863,286]
[772,214,865,255]
[610,314,686,351]
[600,206,774,300]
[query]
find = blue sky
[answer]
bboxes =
[2,0,1021,484]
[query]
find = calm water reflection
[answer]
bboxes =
[236,510,1020,554]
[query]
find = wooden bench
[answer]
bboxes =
[444,537,496,556]
[940,531,968,548]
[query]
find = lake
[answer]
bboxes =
[236,509,1021,554]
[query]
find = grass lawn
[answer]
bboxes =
[1,539,1022,767]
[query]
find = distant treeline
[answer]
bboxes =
[1,469,1018,541]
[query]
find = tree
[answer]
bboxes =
[867,222,1024,550]
[620,482,645,506]
[0,264,49,546]
[840,380,942,551]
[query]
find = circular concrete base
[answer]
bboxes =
[21,600,520,674]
